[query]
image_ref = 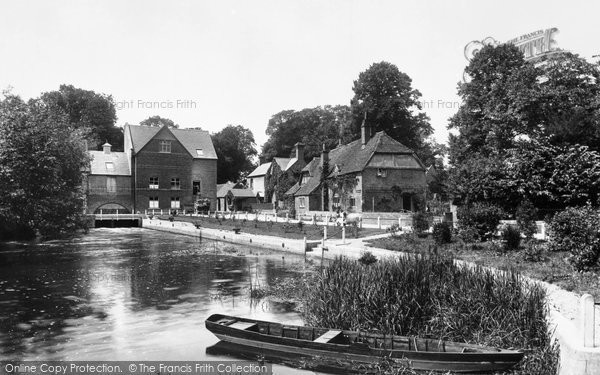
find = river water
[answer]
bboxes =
[0,228,317,374]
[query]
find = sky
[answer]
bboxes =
[1,0,599,150]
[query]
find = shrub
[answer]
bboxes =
[523,240,546,263]
[516,199,538,239]
[502,225,521,251]
[457,202,504,241]
[358,251,378,265]
[386,223,401,237]
[456,226,480,244]
[432,222,452,244]
[412,211,431,233]
[548,206,600,270]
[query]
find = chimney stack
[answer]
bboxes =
[103,142,112,154]
[294,142,305,162]
[321,144,329,211]
[361,112,371,148]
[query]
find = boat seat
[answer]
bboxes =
[228,321,258,331]
[314,330,342,343]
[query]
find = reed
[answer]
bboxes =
[302,254,557,374]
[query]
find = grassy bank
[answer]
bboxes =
[160,214,386,240]
[368,234,600,301]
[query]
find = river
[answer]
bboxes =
[0,228,318,374]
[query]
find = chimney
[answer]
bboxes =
[294,142,305,162]
[103,142,112,154]
[320,144,329,172]
[361,112,371,149]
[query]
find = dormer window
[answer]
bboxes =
[377,168,387,177]
[105,162,114,170]
[196,149,204,156]
[159,140,171,153]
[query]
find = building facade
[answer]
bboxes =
[86,143,132,214]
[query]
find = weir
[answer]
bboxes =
[88,213,144,228]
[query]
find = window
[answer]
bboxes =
[106,177,116,193]
[149,177,159,189]
[171,178,180,190]
[301,175,309,184]
[149,197,159,208]
[403,195,412,211]
[377,168,387,177]
[249,179,253,189]
[159,140,171,153]
[105,162,114,171]
[332,194,340,209]
[349,197,356,208]
[193,181,201,195]
[299,197,306,208]
[171,197,180,209]
[196,149,204,156]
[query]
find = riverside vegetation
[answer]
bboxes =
[255,254,558,375]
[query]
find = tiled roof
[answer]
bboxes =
[126,124,217,159]
[89,151,130,175]
[295,158,323,196]
[326,131,420,177]
[248,162,271,177]
[228,188,256,198]
[217,182,236,198]
[284,182,301,196]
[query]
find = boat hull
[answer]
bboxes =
[205,314,524,373]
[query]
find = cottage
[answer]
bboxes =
[287,123,427,216]
[247,142,306,207]
[216,182,258,212]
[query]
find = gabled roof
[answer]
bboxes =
[248,162,271,177]
[274,157,293,171]
[326,131,422,177]
[285,182,301,196]
[217,182,255,199]
[295,158,323,196]
[217,182,237,198]
[89,151,130,176]
[125,124,217,159]
[228,188,256,198]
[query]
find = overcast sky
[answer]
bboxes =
[1,0,599,149]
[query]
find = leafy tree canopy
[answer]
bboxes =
[261,105,353,162]
[140,115,179,129]
[350,61,437,163]
[449,45,600,209]
[212,125,257,184]
[0,93,90,239]
[41,84,121,151]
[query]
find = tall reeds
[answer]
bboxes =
[302,255,549,351]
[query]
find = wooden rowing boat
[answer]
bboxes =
[205,314,524,373]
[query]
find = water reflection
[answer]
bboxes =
[0,228,315,373]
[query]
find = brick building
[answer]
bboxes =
[124,124,218,213]
[286,124,427,216]
[86,143,132,214]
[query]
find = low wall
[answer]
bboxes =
[551,310,600,375]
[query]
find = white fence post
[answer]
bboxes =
[342,227,346,244]
[378,217,381,229]
[324,225,328,240]
[580,294,595,347]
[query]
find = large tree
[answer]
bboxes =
[41,85,122,151]
[350,61,436,162]
[212,125,257,184]
[140,115,179,129]
[449,45,600,209]
[261,105,353,162]
[0,93,90,239]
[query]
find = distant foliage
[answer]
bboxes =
[502,225,521,251]
[548,206,600,270]
[432,222,452,245]
[457,202,504,241]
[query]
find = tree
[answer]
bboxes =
[41,85,122,151]
[0,93,90,239]
[212,125,257,184]
[448,45,600,210]
[350,61,435,161]
[261,105,353,162]
[140,115,179,129]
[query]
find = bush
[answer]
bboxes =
[432,222,452,244]
[358,251,378,265]
[523,240,546,263]
[548,206,600,270]
[412,211,431,233]
[502,225,521,251]
[456,226,480,243]
[457,202,504,241]
[386,223,401,237]
[516,199,538,239]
